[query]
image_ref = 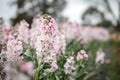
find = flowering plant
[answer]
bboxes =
[0,15,89,80]
[60,21,111,80]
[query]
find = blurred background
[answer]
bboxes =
[0,0,120,80]
[1,0,119,29]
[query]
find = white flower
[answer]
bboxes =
[95,48,105,64]
[64,56,75,74]
[64,56,76,80]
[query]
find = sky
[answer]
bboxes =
[0,0,17,26]
[62,0,89,23]
[0,0,89,26]
[0,0,119,26]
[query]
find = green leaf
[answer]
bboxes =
[55,73,60,80]
[44,69,53,73]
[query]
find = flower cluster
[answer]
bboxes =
[61,22,110,44]
[0,14,91,80]
[64,56,76,80]
[5,33,23,62]
[60,22,81,41]
[64,50,88,80]
[16,20,30,44]
[32,14,66,65]
[3,61,34,80]
[79,26,110,44]
[77,50,88,61]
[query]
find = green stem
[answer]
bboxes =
[83,71,96,80]
[80,60,83,65]
[35,58,42,80]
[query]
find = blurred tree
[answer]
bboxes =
[82,0,120,31]
[10,0,66,26]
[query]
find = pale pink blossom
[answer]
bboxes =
[3,27,13,40]
[61,22,80,42]
[64,56,76,80]
[4,63,30,80]
[6,34,23,62]
[61,22,110,44]
[32,14,66,64]
[77,53,83,61]
[51,61,58,71]
[76,50,88,61]
[20,62,34,75]
[80,50,86,55]
[95,48,105,64]
[83,53,89,60]
[17,20,29,44]
[64,56,75,74]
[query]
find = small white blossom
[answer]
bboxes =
[95,48,105,64]
[64,56,76,80]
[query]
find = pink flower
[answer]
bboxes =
[4,27,13,40]
[51,61,58,71]
[83,53,89,60]
[33,14,66,63]
[77,50,88,61]
[42,19,47,24]
[4,27,12,33]
[6,34,23,62]
[17,20,29,43]
[77,53,83,61]
[20,20,29,27]
[61,22,110,44]
[20,62,34,75]
[80,50,86,55]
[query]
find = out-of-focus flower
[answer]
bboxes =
[60,22,80,42]
[29,26,40,47]
[77,50,88,61]
[64,56,75,74]
[5,33,23,62]
[20,62,34,75]
[51,61,58,71]
[3,27,13,40]
[79,26,110,44]
[95,48,105,64]
[83,53,89,60]
[77,53,83,61]
[17,20,29,44]
[61,22,110,44]
[64,56,75,80]
[4,63,30,80]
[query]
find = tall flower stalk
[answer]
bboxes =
[0,14,91,80]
